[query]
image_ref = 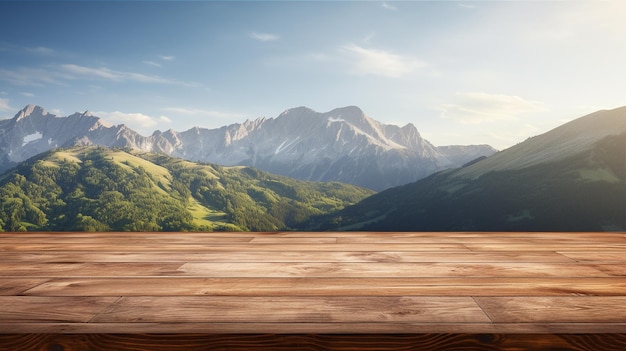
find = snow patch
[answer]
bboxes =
[327,116,346,128]
[347,123,406,151]
[22,132,43,146]
[275,137,299,155]
[327,115,406,151]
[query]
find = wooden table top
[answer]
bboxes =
[1,231,625,350]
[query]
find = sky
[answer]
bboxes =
[0,0,625,150]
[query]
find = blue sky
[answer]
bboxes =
[0,1,625,149]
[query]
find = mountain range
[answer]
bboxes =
[1,104,624,232]
[313,106,626,231]
[0,105,496,190]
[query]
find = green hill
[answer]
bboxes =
[312,131,626,232]
[0,146,374,232]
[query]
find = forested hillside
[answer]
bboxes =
[0,146,374,232]
[313,132,625,232]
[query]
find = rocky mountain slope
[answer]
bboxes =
[456,106,626,178]
[0,105,496,190]
[312,106,626,231]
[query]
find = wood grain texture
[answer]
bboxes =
[558,251,626,262]
[592,264,626,276]
[90,296,490,323]
[0,296,119,323]
[464,243,626,251]
[1,334,626,351]
[0,278,48,295]
[0,262,186,277]
[21,277,626,297]
[3,322,626,334]
[474,296,626,323]
[0,242,470,252]
[0,250,577,263]
[177,261,608,277]
[1,231,625,340]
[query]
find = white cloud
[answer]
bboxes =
[96,111,172,133]
[250,32,279,42]
[1,44,65,57]
[0,98,14,112]
[20,92,35,97]
[382,2,397,11]
[439,92,546,124]
[341,44,426,78]
[61,64,162,83]
[159,115,172,123]
[25,46,57,55]
[458,3,476,10]
[1,63,200,88]
[60,64,200,87]
[0,67,72,86]
[145,55,177,67]
[143,61,162,68]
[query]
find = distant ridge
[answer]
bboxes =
[0,105,496,190]
[457,105,626,178]
[314,106,626,231]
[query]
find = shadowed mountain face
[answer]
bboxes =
[0,105,495,190]
[312,106,626,232]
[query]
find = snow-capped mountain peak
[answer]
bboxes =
[13,104,52,122]
[0,105,497,190]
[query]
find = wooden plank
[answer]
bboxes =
[177,262,608,277]
[22,277,626,297]
[592,264,626,276]
[0,323,549,334]
[249,237,337,244]
[2,262,606,279]
[2,334,626,351]
[2,323,626,334]
[464,243,626,251]
[91,296,490,324]
[474,296,626,323]
[558,251,626,262]
[0,231,623,336]
[336,235,626,244]
[0,243,471,252]
[462,235,626,243]
[280,231,494,238]
[0,279,49,296]
[281,231,626,239]
[0,296,119,323]
[0,263,185,277]
[0,250,576,263]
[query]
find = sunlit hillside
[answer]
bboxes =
[0,146,374,232]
